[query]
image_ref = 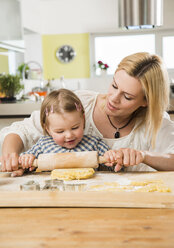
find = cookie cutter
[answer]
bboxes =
[63,183,87,192]
[20,180,40,191]
[42,179,64,191]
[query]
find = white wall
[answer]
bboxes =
[24,33,43,67]
[0,0,23,40]
[20,0,41,34]
[40,0,118,34]
[21,0,174,35]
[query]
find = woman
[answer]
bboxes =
[1,52,174,176]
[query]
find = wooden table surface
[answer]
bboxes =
[0,207,174,248]
[1,171,174,208]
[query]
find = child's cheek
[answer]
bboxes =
[52,134,63,146]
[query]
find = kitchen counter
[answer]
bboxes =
[0,208,174,248]
[0,100,41,117]
[0,95,174,117]
[0,101,41,135]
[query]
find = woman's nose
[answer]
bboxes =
[110,92,120,103]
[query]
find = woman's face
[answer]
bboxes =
[46,111,84,149]
[106,70,147,117]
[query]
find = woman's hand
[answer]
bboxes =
[104,148,145,172]
[104,150,124,172]
[0,133,25,176]
[19,154,36,171]
[0,152,25,177]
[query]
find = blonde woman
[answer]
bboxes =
[1,52,174,176]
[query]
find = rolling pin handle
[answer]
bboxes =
[32,159,38,168]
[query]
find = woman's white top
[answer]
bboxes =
[1,90,174,172]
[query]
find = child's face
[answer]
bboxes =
[46,111,84,149]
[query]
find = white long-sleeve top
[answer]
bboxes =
[1,90,174,171]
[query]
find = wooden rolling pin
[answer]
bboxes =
[32,151,108,171]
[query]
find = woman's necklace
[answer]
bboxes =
[107,114,134,138]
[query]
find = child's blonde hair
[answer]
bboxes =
[40,88,85,135]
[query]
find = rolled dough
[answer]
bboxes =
[51,168,95,180]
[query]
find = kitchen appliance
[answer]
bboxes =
[118,0,163,29]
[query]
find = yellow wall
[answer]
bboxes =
[0,48,9,74]
[42,33,90,79]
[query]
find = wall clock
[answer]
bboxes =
[56,45,76,63]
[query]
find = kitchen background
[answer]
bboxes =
[0,0,174,133]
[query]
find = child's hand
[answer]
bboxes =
[19,154,36,171]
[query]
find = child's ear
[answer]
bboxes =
[45,125,50,135]
[83,114,86,129]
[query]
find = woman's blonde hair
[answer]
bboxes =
[40,88,85,135]
[116,52,170,148]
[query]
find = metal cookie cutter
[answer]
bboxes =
[63,183,87,192]
[42,179,64,191]
[20,180,40,191]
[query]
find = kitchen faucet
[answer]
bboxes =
[22,61,43,81]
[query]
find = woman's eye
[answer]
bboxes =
[112,84,117,89]
[124,95,132,101]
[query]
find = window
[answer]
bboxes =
[91,30,174,77]
[93,34,155,75]
[163,36,174,69]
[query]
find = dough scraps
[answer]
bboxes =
[51,168,95,180]
[88,180,171,193]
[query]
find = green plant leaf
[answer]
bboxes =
[0,74,24,97]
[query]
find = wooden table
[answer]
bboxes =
[0,208,174,248]
[1,172,174,208]
[1,172,174,247]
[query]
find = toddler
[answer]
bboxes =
[19,89,114,171]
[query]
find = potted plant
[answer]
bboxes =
[0,74,24,102]
[94,60,109,76]
[97,60,109,71]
